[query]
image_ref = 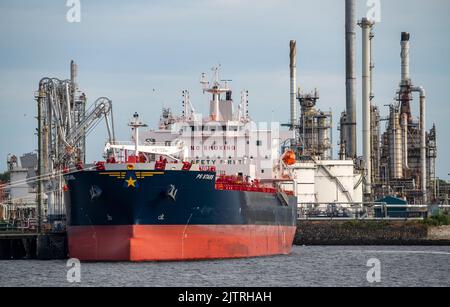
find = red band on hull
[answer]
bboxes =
[68,225,297,261]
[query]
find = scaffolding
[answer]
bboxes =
[297,89,332,160]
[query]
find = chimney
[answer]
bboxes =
[359,18,374,196]
[345,0,357,158]
[290,40,297,130]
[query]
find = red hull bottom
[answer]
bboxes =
[68,225,297,261]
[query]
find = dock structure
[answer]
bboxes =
[0,61,113,260]
[0,232,66,260]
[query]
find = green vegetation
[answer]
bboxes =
[422,213,450,227]
[436,179,448,186]
[0,171,10,182]
[341,219,389,230]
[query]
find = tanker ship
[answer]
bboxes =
[64,67,298,261]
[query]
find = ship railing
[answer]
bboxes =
[215,177,295,196]
[0,218,37,233]
[109,141,177,147]
[296,202,446,220]
[105,140,185,164]
[182,131,245,138]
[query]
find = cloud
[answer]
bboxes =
[0,0,449,178]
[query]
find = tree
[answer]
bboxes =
[0,171,10,182]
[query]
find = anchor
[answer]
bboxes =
[167,184,178,202]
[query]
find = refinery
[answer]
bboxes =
[0,0,449,261]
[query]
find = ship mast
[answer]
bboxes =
[129,112,148,156]
[201,66,230,121]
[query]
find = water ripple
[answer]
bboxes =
[0,246,449,287]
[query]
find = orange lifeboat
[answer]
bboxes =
[282,150,296,165]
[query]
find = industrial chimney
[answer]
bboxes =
[345,0,357,158]
[399,32,428,203]
[398,32,428,203]
[401,32,411,85]
[70,60,78,106]
[70,60,78,90]
[359,18,374,196]
[290,40,297,130]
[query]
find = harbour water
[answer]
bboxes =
[0,246,449,287]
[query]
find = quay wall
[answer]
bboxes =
[0,233,67,260]
[294,220,450,245]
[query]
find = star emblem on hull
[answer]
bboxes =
[126,176,137,187]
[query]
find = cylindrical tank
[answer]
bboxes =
[317,115,331,160]
[401,113,409,174]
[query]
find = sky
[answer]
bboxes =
[0,0,449,178]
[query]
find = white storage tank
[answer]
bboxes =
[290,159,363,207]
[291,162,316,204]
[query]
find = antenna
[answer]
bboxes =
[212,64,222,85]
[200,72,209,93]
[221,79,232,89]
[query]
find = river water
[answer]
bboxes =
[0,246,449,287]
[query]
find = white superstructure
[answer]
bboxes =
[136,67,294,181]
